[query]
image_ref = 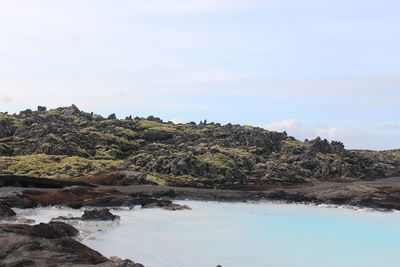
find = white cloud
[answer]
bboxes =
[315,126,366,140]
[1,95,13,103]
[265,119,306,135]
[170,117,187,124]
[264,119,375,149]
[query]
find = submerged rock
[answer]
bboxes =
[53,208,120,221]
[162,204,191,211]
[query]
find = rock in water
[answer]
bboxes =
[162,204,191,211]
[0,204,16,217]
[81,208,120,221]
[30,221,79,239]
[0,222,115,266]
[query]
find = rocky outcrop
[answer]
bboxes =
[0,186,191,211]
[0,106,399,188]
[0,222,143,266]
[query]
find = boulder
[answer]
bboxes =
[81,208,119,221]
[108,113,117,120]
[30,222,79,239]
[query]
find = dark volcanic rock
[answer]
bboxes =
[81,208,119,221]
[0,204,16,217]
[0,222,144,266]
[263,179,400,211]
[0,105,399,188]
[18,187,135,208]
[30,221,79,239]
[0,223,106,266]
[0,174,93,188]
[162,203,191,211]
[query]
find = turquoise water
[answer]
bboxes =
[79,201,400,267]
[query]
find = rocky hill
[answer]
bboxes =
[0,105,399,188]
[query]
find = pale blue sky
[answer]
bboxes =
[0,0,399,150]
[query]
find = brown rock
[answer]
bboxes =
[0,204,16,217]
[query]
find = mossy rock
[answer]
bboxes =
[0,154,122,178]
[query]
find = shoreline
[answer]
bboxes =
[2,179,397,267]
[1,177,400,266]
[1,176,400,211]
[104,176,400,211]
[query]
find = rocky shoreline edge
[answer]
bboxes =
[1,175,400,266]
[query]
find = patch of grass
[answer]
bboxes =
[211,145,253,158]
[146,173,206,186]
[114,127,140,139]
[93,132,139,148]
[136,120,178,133]
[0,154,122,178]
[197,152,235,169]
[136,120,166,129]
[0,113,23,127]
[281,140,303,147]
[243,125,254,130]
[145,174,167,185]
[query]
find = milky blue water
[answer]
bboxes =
[81,201,400,267]
[11,201,400,267]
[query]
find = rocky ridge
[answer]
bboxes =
[1,105,399,188]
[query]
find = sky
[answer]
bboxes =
[0,0,399,150]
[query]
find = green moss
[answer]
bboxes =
[47,133,65,144]
[136,120,178,133]
[114,127,139,139]
[136,120,166,129]
[145,174,167,185]
[281,140,303,147]
[0,143,12,155]
[79,127,97,134]
[146,126,178,133]
[0,154,121,178]
[197,152,235,169]
[93,132,139,149]
[211,145,253,158]
[243,125,254,130]
[0,113,23,127]
[146,173,206,186]
[316,153,342,161]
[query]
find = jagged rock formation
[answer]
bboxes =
[0,105,399,188]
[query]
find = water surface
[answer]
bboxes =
[12,202,400,267]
